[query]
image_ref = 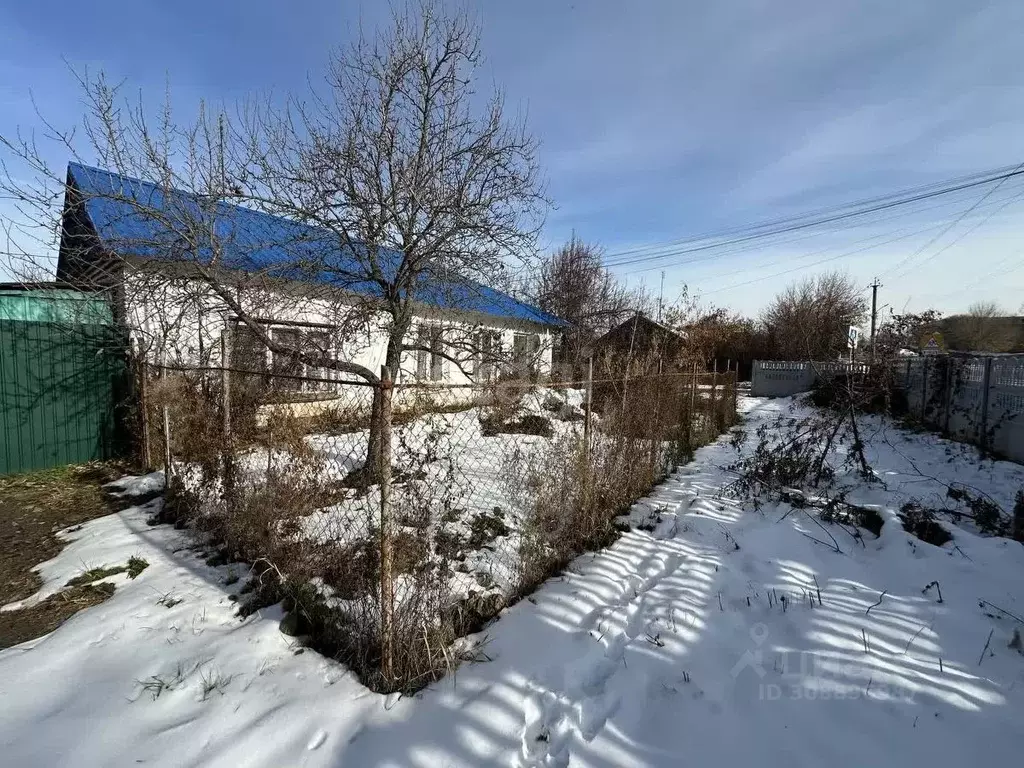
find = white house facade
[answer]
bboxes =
[56,163,563,414]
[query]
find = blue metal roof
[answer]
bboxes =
[67,163,564,328]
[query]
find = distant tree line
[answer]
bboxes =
[530,239,873,377]
[532,236,1022,377]
[875,300,1024,357]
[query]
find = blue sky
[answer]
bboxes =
[2,0,1023,319]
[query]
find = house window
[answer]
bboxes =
[416,326,430,380]
[415,324,446,382]
[304,330,334,390]
[431,329,444,381]
[476,329,501,383]
[232,322,268,375]
[229,321,339,395]
[513,333,541,380]
[271,327,302,390]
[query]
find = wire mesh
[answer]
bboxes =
[149,359,738,691]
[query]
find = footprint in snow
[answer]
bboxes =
[307,729,327,751]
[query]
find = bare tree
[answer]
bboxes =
[532,235,639,376]
[969,300,1002,317]
[660,286,764,369]
[944,301,1018,352]
[759,272,867,361]
[0,1,546,481]
[874,308,943,358]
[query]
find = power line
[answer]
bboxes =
[600,163,1024,270]
[645,183,1024,296]
[659,185,1024,284]
[600,163,1023,263]
[887,180,1024,281]
[879,160,1024,280]
[607,185,1024,278]
[698,222,946,296]
[920,248,1024,301]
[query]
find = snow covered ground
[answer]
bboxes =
[2,396,1023,767]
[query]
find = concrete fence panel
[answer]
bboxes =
[947,358,986,442]
[751,360,869,398]
[987,357,1024,464]
[892,353,1024,466]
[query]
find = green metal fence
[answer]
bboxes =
[0,320,131,475]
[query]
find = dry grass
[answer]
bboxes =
[0,463,126,606]
[505,413,668,594]
[507,377,737,596]
[169,401,482,694]
[0,462,132,647]
[162,369,738,694]
[0,582,116,649]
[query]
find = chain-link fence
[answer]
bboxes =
[144,355,738,692]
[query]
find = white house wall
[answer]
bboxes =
[122,271,555,414]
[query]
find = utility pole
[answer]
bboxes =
[658,270,665,323]
[869,278,881,362]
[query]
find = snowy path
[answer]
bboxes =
[2,397,1024,767]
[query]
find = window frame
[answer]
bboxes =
[229,318,339,395]
[415,323,446,382]
[270,326,303,391]
[475,328,501,383]
[512,332,542,381]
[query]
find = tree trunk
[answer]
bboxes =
[356,386,384,485]
[1013,491,1024,544]
[352,327,406,487]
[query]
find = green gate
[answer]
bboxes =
[0,294,131,475]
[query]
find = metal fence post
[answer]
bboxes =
[689,361,699,444]
[138,355,152,469]
[377,364,395,683]
[710,359,719,432]
[221,324,232,442]
[161,368,172,479]
[221,324,234,507]
[942,357,954,435]
[920,356,929,422]
[979,356,994,451]
[583,355,593,461]
[731,366,738,423]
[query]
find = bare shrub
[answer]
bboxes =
[946,486,1009,537]
[531,235,645,378]
[162,362,738,694]
[505,370,733,594]
[899,502,953,546]
[185,400,474,694]
[480,413,554,438]
[760,272,868,361]
[729,371,882,506]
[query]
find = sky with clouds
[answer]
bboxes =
[2,0,1022,319]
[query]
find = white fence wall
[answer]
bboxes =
[751,355,1024,465]
[751,360,870,397]
[896,354,1024,465]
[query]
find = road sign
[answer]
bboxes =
[921,332,944,355]
[847,325,860,349]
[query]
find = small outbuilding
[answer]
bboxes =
[587,314,686,372]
